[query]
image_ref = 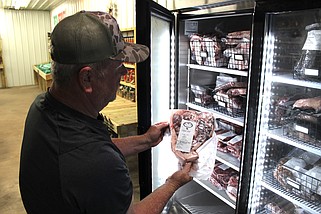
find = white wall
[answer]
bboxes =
[50,0,135,32]
[0,9,50,87]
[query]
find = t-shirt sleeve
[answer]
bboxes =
[59,141,133,214]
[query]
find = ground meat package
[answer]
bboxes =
[170,109,218,180]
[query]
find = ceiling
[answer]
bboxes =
[0,0,67,11]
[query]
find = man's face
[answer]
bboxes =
[91,60,128,110]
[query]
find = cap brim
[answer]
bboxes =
[110,42,150,63]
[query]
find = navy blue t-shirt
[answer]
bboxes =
[19,92,133,214]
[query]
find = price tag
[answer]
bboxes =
[287,178,301,190]
[218,101,226,107]
[304,68,319,76]
[175,119,196,153]
[218,163,230,171]
[195,97,201,103]
[228,135,243,145]
[234,54,244,61]
[200,51,208,58]
[295,124,309,134]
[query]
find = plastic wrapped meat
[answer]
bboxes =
[190,34,204,65]
[226,175,239,202]
[293,96,321,113]
[203,36,228,67]
[224,42,250,70]
[294,23,321,81]
[170,109,216,162]
[209,162,238,190]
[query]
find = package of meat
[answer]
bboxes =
[209,162,238,190]
[224,42,250,70]
[202,36,228,67]
[213,91,245,116]
[188,132,217,180]
[170,109,216,162]
[294,23,321,81]
[170,109,218,180]
[293,96,321,113]
[293,112,321,142]
[226,135,243,159]
[264,201,295,214]
[301,165,321,196]
[189,34,204,65]
[226,175,239,202]
[226,87,247,97]
[213,81,247,94]
[274,149,321,202]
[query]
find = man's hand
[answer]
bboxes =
[166,162,193,189]
[144,122,169,148]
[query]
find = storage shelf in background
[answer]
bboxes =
[268,128,321,156]
[187,63,248,77]
[120,81,135,88]
[216,150,240,171]
[123,63,135,69]
[186,102,244,127]
[272,73,321,90]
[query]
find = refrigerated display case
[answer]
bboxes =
[135,0,255,213]
[244,0,321,213]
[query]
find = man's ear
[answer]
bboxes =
[78,66,93,93]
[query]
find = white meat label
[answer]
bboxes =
[228,135,243,145]
[304,68,319,76]
[286,178,300,190]
[234,54,244,61]
[294,124,309,134]
[175,119,196,153]
[218,163,230,171]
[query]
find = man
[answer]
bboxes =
[19,11,192,214]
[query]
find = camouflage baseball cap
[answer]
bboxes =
[50,11,149,64]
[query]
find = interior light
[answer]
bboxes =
[3,0,31,10]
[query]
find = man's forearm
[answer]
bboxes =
[127,179,180,214]
[112,134,150,156]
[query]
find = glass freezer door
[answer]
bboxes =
[248,7,321,214]
[150,13,178,191]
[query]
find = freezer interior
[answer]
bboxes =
[152,10,254,213]
[177,13,252,110]
[249,7,321,214]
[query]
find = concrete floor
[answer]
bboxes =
[0,85,139,214]
[0,85,41,214]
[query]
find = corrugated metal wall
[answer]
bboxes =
[0,9,50,87]
[50,0,135,31]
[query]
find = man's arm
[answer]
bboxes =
[112,122,169,156]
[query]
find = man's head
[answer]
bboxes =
[50,11,149,64]
[49,11,149,115]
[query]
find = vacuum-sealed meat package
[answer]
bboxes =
[170,109,216,162]
[294,23,321,81]
[170,109,218,180]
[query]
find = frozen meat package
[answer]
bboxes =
[169,109,218,180]
[273,148,321,202]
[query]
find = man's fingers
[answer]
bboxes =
[154,121,169,129]
[182,162,193,172]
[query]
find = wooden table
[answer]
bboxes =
[100,96,137,138]
[33,65,52,91]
